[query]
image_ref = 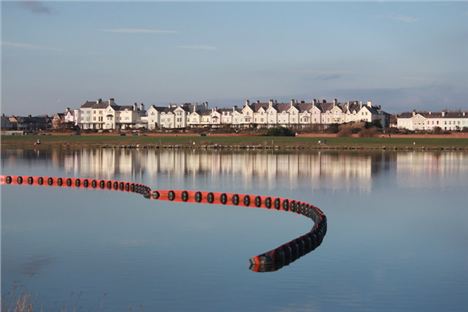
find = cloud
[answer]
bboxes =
[178,45,217,51]
[287,69,346,81]
[1,41,62,52]
[101,28,177,34]
[388,14,418,23]
[18,1,51,14]
[20,255,55,277]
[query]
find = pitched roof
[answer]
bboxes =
[398,111,468,119]
[274,103,291,112]
[316,102,334,113]
[197,109,212,116]
[81,100,110,109]
[113,105,134,111]
[296,103,313,113]
[250,102,269,112]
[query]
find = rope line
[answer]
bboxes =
[1,174,327,272]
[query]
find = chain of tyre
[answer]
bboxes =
[1,174,327,272]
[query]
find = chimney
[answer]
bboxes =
[109,98,115,105]
[133,103,138,111]
[441,111,445,117]
[429,111,431,115]
[290,99,296,105]
[268,99,274,107]
[245,99,250,106]
[367,100,372,107]
[140,103,145,111]
[96,98,102,104]
[463,112,466,116]
[323,99,327,104]
[333,98,338,105]
[257,100,260,104]
[313,99,317,105]
[412,111,416,116]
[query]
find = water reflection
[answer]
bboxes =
[396,152,468,187]
[2,148,467,192]
[1,173,326,273]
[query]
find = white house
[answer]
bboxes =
[77,98,145,130]
[397,111,468,131]
[73,97,389,130]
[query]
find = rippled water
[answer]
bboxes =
[2,148,468,311]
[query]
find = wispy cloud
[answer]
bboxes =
[101,28,177,34]
[18,1,51,14]
[388,14,418,23]
[288,69,347,81]
[313,73,343,81]
[1,41,62,52]
[178,45,217,51]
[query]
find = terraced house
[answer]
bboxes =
[73,98,388,130]
[397,111,468,131]
[76,99,146,130]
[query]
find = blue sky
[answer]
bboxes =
[2,1,468,115]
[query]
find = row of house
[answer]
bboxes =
[396,111,468,131]
[66,98,389,130]
[1,114,52,131]
[3,98,467,132]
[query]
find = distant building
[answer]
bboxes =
[15,115,51,131]
[397,111,468,131]
[77,98,146,130]
[52,113,65,129]
[1,114,14,130]
[71,97,388,131]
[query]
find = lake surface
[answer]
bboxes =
[2,148,468,311]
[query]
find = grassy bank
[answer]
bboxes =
[2,134,468,150]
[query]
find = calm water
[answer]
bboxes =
[2,148,468,311]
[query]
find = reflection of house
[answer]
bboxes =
[397,111,468,131]
[62,149,374,192]
[396,152,468,188]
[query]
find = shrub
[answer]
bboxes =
[359,127,379,137]
[324,124,339,134]
[265,127,296,136]
[433,126,443,134]
[337,127,353,137]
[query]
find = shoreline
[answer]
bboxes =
[2,134,468,151]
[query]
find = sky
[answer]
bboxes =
[1,1,468,115]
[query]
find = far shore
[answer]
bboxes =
[2,133,468,151]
